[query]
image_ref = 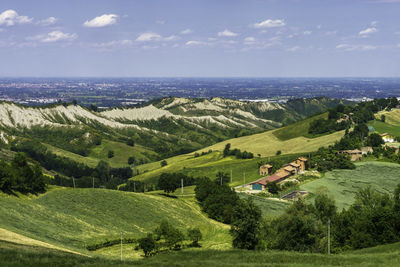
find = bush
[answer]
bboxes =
[187,228,202,247]
[138,233,156,257]
[107,150,114,158]
[160,160,168,167]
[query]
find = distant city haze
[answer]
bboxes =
[0,0,399,77]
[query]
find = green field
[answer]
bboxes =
[196,128,344,158]
[0,188,231,259]
[273,112,328,140]
[45,139,156,168]
[300,161,400,209]
[2,239,400,266]
[377,108,400,126]
[368,120,400,137]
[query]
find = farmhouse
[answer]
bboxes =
[249,172,291,190]
[361,146,373,155]
[380,133,395,143]
[338,149,362,161]
[385,144,400,155]
[259,164,273,176]
[249,157,308,191]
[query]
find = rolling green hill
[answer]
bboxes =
[0,188,231,259]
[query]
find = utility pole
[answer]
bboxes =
[72,177,75,189]
[92,177,94,189]
[230,168,232,183]
[328,219,331,255]
[133,181,136,192]
[181,178,184,194]
[120,231,123,261]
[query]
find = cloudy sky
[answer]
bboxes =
[0,0,399,77]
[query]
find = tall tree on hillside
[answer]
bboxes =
[230,198,262,250]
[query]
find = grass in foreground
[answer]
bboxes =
[2,240,400,267]
[0,188,230,258]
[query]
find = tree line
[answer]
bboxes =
[0,153,47,194]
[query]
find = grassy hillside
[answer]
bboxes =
[133,152,306,186]
[0,188,230,258]
[273,112,328,140]
[368,120,400,137]
[196,128,344,158]
[376,108,400,126]
[300,161,400,209]
[2,240,400,266]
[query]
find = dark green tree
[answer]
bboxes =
[107,150,114,158]
[187,227,202,247]
[230,198,262,250]
[160,160,168,167]
[138,233,156,257]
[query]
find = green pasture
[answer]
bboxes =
[2,240,400,266]
[300,161,400,210]
[0,188,230,259]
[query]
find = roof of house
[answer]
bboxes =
[341,149,362,154]
[361,146,373,152]
[250,177,268,186]
[267,174,286,183]
[380,133,393,137]
[297,157,308,162]
[289,162,301,168]
[260,164,272,169]
[283,165,296,172]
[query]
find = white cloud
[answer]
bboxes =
[156,20,165,25]
[91,40,133,50]
[83,14,119,28]
[244,36,256,44]
[0,9,33,26]
[164,35,179,41]
[180,29,192,35]
[286,46,300,52]
[29,31,78,43]
[303,31,312,35]
[218,29,238,37]
[136,32,161,42]
[37,17,57,26]
[371,21,378,27]
[253,19,285,29]
[325,30,337,36]
[359,27,377,36]
[336,44,377,51]
[185,40,207,46]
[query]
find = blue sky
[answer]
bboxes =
[0,0,399,77]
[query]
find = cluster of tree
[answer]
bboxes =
[258,186,400,253]
[12,140,132,189]
[119,180,148,192]
[22,126,102,156]
[137,220,202,257]
[308,118,349,135]
[195,177,239,224]
[194,149,213,158]
[309,98,400,136]
[157,173,197,194]
[0,153,47,194]
[223,143,254,159]
[309,147,356,172]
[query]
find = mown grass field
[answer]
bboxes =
[2,239,400,267]
[300,161,400,210]
[45,139,156,168]
[195,128,344,158]
[273,112,328,140]
[0,188,231,259]
[377,108,400,126]
[368,120,400,137]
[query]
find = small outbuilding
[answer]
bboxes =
[259,164,273,176]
